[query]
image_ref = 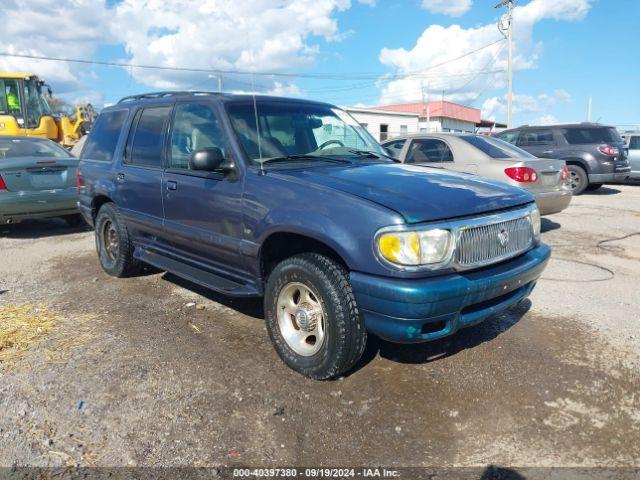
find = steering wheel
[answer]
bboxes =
[318,139,345,150]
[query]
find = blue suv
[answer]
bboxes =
[78,92,550,379]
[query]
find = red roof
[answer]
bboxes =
[372,101,481,124]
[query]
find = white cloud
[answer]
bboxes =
[377,0,590,106]
[481,90,572,122]
[531,114,559,125]
[109,0,359,90]
[0,0,113,93]
[421,0,472,17]
[2,0,368,99]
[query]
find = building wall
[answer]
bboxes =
[417,118,475,134]
[345,108,419,142]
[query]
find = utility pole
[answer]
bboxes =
[421,80,431,132]
[496,0,514,128]
[587,96,592,122]
[208,74,223,92]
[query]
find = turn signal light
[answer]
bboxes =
[0,174,6,190]
[504,166,539,183]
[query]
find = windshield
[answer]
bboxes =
[23,78,53,128]
[226,101,386,164]
[0,138,71,159]
[460,135,536,159]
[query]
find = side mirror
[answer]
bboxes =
[189,147,231,172]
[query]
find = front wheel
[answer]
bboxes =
[264,253,367,380]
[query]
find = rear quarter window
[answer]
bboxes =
[562,127,622,145]
[81,109,128,162]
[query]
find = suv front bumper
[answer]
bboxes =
[350,243,551,343]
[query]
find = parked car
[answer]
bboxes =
[78,92,550,379]
[495,123,630,195]
[382,133,572,216]
[621,132,640,179]
[0,136,83,226]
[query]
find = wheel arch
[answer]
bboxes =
[260,231,350,279]
[91,195,113,220]
[562,157,591,174]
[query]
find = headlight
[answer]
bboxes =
[377,228,453,267]
[530,207,541,239]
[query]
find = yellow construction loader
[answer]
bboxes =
[0,72,95,148]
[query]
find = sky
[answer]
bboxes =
[1,0,639,127]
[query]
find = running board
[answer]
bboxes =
[137,248,260,297]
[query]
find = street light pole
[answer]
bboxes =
[496,0,514,128]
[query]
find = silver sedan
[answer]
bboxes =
[382,133,572,215]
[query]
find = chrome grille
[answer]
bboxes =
[456,215,533,268]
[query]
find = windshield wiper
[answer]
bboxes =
[258,155,351,166]
[348,149,401,162]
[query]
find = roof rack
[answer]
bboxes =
[117,91,220,104]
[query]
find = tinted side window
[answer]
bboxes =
[629,136,640,150]
[383,139,406,158]
[126,106,172,168]
[563,127,622,145]
[518,129,554,146]
[406,139,453,163]
[496,130,519,145]
[81,110,128,162]
[170,103,227,169]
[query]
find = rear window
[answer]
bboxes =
[460,135,535,159]
[82,109,128,162]
[0,138,71,159]
[562,127,622,145]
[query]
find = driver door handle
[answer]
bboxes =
[167,180,178,191]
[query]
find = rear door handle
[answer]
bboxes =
[167,180,178,191]
[542,150,554,155]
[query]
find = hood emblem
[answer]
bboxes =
[497,228,510,247]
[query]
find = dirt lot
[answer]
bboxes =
[1,184,639,470]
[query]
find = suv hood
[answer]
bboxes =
[275,163,534,224]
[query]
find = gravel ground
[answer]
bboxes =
[0,184,639,470]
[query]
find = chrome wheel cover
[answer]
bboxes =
[276,282,326,356]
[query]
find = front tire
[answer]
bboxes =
[264,253,367,380]
[94,203,141,277]
[567,165,588,195]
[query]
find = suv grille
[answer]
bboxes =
[456,216,533,268]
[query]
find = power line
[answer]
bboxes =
[0,38,505,81]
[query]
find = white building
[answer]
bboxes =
[343,107,419,142]
[345,101,504,142]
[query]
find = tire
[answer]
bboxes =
[63,213,86,228]
[567,165,588,195]
[94,202,141,277]
[264,253,367,380]
[586,183,603,191]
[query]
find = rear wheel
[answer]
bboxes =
[94,203,141,277]
[264,253,367,380]
[586,183,603,191]
[567,165,588,195]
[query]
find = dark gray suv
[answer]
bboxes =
[496,123,630,194]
